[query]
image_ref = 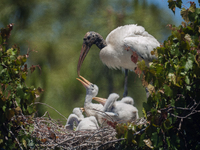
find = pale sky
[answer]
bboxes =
[148,0,200,25]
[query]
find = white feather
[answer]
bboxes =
[99,24,159,70]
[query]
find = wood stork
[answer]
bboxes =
[93,93,139,123]
[77,24,160,97]
[65,107,99,131]
[76,75,105,125]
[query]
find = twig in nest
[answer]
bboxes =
[97,138,125,149]
[30,102,67,120]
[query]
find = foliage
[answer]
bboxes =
[0,24,42,149]
[115,1,200,149]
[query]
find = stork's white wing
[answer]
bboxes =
[123,36,159,61]
[106,24,146,42]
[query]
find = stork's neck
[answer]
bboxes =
[84,31,107,50]
[84,94,93,105]
[78,113,84,119]
[66,114,79,130]
[94,33,107,50]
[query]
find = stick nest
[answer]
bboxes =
[29,112,123,150]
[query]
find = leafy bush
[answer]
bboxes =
[115,1,200,149]
[0,24,42,149]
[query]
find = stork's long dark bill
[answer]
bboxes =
[76,75,91,88]
[77,43,91,76]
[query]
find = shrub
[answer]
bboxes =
[0,24,42,149]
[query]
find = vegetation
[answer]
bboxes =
[0,24,42,149]
[116,1,200,149]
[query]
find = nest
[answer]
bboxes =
[30,112,125,150]
[11,102,148,149]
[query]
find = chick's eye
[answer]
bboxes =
[91,84,94,87]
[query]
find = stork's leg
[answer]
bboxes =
[123,69,128,97]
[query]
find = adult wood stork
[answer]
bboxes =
[77,24,160,97]
[65,107,99,131]
[76,75,105,125]
[93,93,139,123]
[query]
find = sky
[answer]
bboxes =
[147,0,200,25]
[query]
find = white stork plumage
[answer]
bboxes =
[93,93,139,123]
[77,24,160,96]
[76,76,105,125]
[65,107,99,131]
[94,96,134,106]
[120,96,134,105]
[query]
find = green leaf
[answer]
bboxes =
[16,86,24,99]
[181,8,189,23]
[189,3,196,13]
[151,132,163,148]
[163,84,173,97]
[195,8,200,15]
[166,137,171,148]
[168,0,176,14]
[21,73,27,81]
[176,0,182,8]
[27,106,34,114]
[185,75,190,84]
[188,11,196,22]
[2,105,6,112]
[22,138,27,149]
[185,54,194,71]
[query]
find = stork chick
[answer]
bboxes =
[76,76,105,125]
[65,107,99,131]
[93,93,139,123]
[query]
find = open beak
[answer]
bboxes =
[76,75,91,88]
[80,107,85,112]
[92,97,107,105]
[77,43,91,76]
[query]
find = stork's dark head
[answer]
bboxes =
[77,31,106,76]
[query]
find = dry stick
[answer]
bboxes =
[178,118,183,130]
[87,128,113,141]
[92,108,115,123]
[31,102,67,120]
[73,129,115,149]
[42,111,52,120]
[54,136,76,147]
[169,101,200,119]
[97,138,125,149]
